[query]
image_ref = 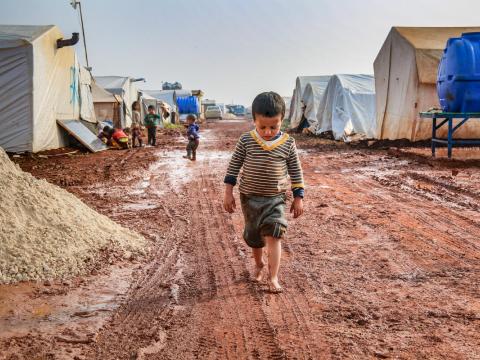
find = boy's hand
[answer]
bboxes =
[223,186,236,213]
[290,197,304,218]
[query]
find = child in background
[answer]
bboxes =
[183,114,200,161]
[99,126,129,149]
[223,92,305,293]
[131,101,143,147]
[144,105,161,146]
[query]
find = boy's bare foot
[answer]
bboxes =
[268,277,283,293]
[183,155,190,160]
[254,263,265,282]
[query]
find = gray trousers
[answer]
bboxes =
[186,138,199,159]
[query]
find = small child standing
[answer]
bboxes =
[183,114,200,161]
[144,105,161,146]
[223,92,304,293]
[131,101,143,147]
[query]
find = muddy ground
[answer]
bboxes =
[1,120,479,359]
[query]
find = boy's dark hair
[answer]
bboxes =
[186,114,197,122]
[148,105,155,111]
[252,91,285,120]
[132,101,139,110]
[103,125,112,133]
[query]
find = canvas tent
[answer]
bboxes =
[282,96,292,119]
[374,26,480,140]
[78,66,96,124]
[140,92,172,123]
[142,90,177,111]
[297,81,332,130]
[289,76,331,130]
[0,25,95,152]
[94,76,140,128]
[310,74,376,141]
[92,81,121,126]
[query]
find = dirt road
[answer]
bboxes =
[1,120,479,359]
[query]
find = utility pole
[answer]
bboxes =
[70,0,89,68]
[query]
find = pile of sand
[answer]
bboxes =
[0,148,147,284]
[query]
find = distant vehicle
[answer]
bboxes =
[227,105,246,117]
[205,105,222,120]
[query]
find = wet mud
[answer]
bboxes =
[1,121,479,359]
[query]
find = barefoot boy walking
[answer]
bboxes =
[223,92,304,293]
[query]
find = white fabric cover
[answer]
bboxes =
[94,76,139,127]
[374,27,480,140]
[289,76,330,129]
[301,81,329,127]
[0,25,87,152]
[282,96,292,119]
[91,82,120,124]
[142,90,177,111]
[310,74,376,141]
[79,66,96,123]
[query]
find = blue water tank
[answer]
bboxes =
[176,96,199,114]
[437,32,480,112]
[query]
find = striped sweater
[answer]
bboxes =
[224,130,305,197]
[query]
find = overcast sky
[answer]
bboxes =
[1,0,480,105]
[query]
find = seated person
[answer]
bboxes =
[99,126,129,149]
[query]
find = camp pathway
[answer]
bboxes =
[1,119,479,359]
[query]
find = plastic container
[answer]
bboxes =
[437,32,480,112]
[176,96,199,114]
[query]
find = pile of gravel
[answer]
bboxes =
[0,148,147,284]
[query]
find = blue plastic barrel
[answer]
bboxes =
[176,96,200,114]
[437,32,480,112]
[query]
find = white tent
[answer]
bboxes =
[92,81,121,126]
[94,76,140,128]
[374,26,480,140]
[282,96,292,119]
[140,92,172,123]
[300,81,331,129]
[310,74,376,141]
[142,90,177,112]
[79,66,96,123]
[0,25,93,152]
[289,76,330,129]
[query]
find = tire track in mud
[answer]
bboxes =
[159,159,288,359]
[86,155,194,358]
[298,159,480,357]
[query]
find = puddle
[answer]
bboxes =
[122,203,158,211]
[0,265,133,339]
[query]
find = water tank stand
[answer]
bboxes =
[420,111,480,158]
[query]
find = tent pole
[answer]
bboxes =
[78,1,89,67]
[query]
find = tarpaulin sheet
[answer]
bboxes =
[289,76,330,129]
[310,74,376,141]
[0,25,89,152]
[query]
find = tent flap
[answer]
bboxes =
[0,45,33,152]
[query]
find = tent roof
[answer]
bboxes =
[395,26,480,49]
[0,25,54,43]
[334,74,375,93]
[94,76,130,94]
[387,27,480,84]
[142,90,176,108]
[296,76,330,93]
[92,82,119,103]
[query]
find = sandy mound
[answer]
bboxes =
[0,148,147,284]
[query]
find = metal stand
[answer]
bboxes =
[420,112,480,158]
